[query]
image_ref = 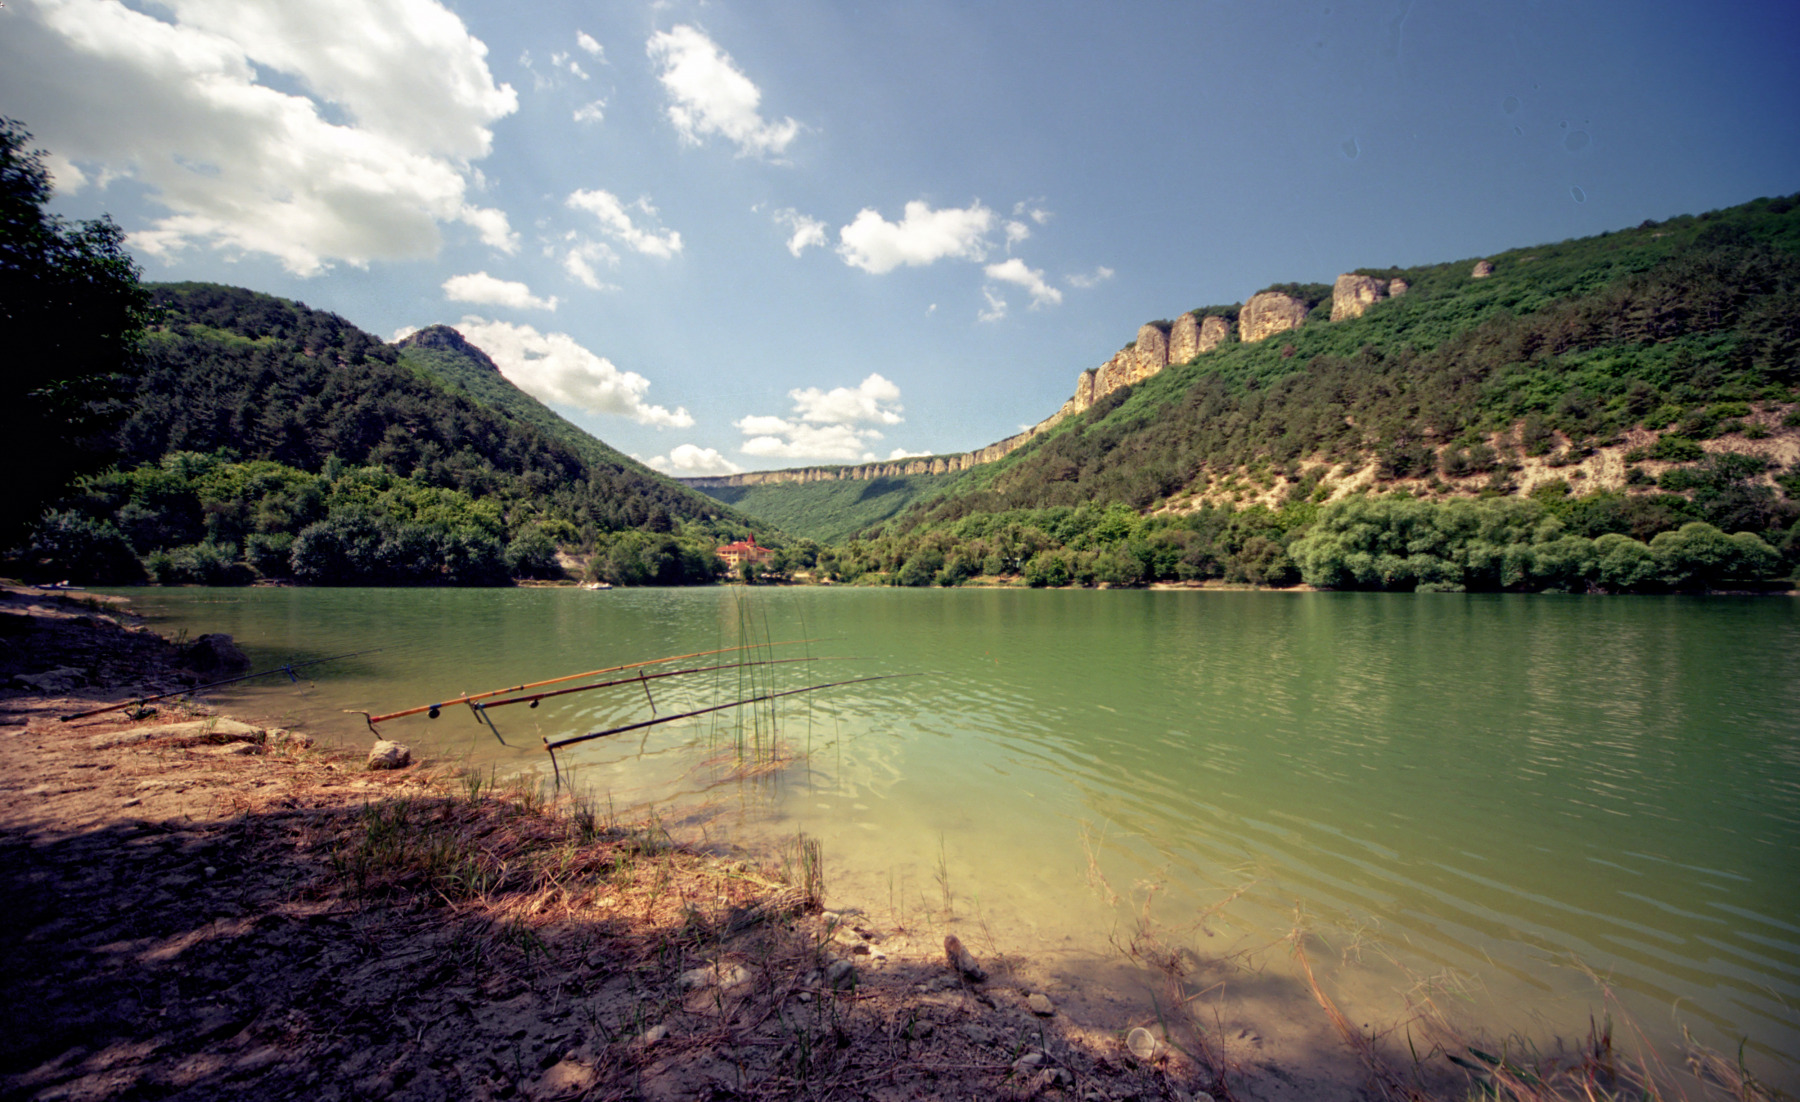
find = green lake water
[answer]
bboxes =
[109,586,1800,1086]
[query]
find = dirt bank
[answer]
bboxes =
[3,584,1745,1102]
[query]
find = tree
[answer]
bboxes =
[1,119,152,549]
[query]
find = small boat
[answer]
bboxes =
[580,580,613,591]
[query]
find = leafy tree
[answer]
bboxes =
[1,119,152,548]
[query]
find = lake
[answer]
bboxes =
[110,585,1800,1087]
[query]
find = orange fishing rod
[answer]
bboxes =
[358,639,817,730]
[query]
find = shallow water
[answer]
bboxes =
[112,586,1800,1086]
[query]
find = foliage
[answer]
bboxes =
[0,118,154,548]
[890,194,1800,534]
[694,471,956,544]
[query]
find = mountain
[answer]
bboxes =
[21,284,756,585]
[708,194,1800,590]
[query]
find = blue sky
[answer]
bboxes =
[5,1,1798,476]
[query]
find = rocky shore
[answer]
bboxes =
[0,583,1260,1102]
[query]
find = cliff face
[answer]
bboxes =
[687,267,1418,493]
[1240,291,1310,342]
[1330,273,1387,321]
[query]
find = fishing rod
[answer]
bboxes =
[541,674,907,787]
[58,649,383,723]
[471,656,842,716]
[358,639,819,730]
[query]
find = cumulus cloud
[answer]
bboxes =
[453,317,692,427]
[737,419,882,463]
[977,288,1008,323]
[887,447,932,460]
[560,237,620,290]
[773,208,826,257]
[734,373,909,463]
[789,373,903,425]
[647,25,799,158]
[442,271,557,311]
[576,31,605,61]
[1066,266,1116,289]
[1014,199,1052,226]
[837,200,994,275]
[572,99,606,124]
[647,444,741,476]
[567,189,682,259]
[1005,220,1032,250]
[0,0,519,275]
[985,258,1062,309]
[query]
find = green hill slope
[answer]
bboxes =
[812,194,1800,591]
[697,472,956,544]
[20,284,756,585]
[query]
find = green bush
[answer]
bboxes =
[27,511,146,585]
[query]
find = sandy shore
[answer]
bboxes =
[7,583,1754,1102]
[1,583,1301,1102]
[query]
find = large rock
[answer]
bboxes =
[1387,277,1409,297]
[89,718,263,750]
[1130,323,1169,380]
[1240,291,1309,342]
[1471,260,1494,279]
[367,739,412,770]
[182,633,249,674]
[1331,273,1387,321]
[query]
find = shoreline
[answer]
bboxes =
[2,583,1780,1101]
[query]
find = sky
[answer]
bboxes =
[5,1,1799,477]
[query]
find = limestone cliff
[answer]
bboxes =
[1240,291,1310,342]
[1330,273,1387,321]
[688,264,1408,494]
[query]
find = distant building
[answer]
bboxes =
[716,540,775,569]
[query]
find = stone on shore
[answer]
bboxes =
[367,739,412,770]
[88,718,263,751]
[944,934,986,981]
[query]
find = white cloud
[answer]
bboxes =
[647,444,741,476]
[836,200,994,274]
[738,419,883,463]
[646,25,799,158]
[978,288,1008,323]
[1013,199,1052,226]
[459,205,520,254]
[734,373,910,463]
[773,208,826,257]
[572,99,606,124]
[1005,220,1031,250]
[576,31,605,61]
[985,258,1062,309]
[1066,265,1116,289]
[442,271,557,311]
[789,373,903,425]
[551,51,589,80]
[0,0,518,275]
[561,237,620,290]
[567,188,682,258]
[887,448,932,460]
[453,317,692,427]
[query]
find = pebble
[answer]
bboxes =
[825,958,857,987]
[1127,1027,1158,1061]
[637,1024,668,1046]
[1027,992,1055,1016]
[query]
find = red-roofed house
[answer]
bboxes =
[716,540,775,569]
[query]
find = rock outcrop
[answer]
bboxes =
[1168,313,1230,364]
[1330,273,1387,321]
[1471,260,1494,279]
[687,266,1428,494]
[1240,291,1309,342]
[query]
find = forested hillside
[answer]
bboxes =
[797,194,1800,592]
[15,283,758,586]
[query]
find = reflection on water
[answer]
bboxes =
[114,586,1800,1086]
